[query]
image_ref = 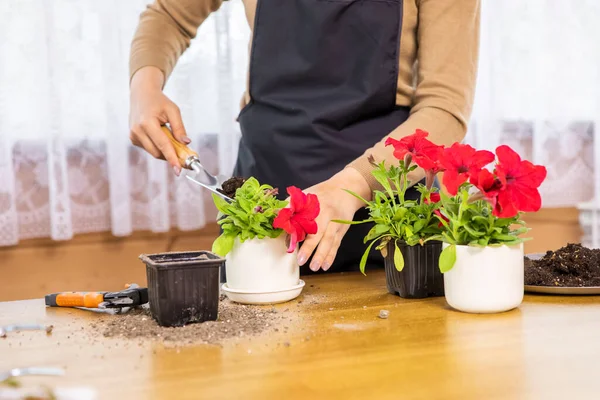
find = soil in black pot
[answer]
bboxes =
[524,243,600,287]
[218,176,245,199]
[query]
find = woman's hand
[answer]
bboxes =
[298,168,372,271]
[129,66,190,176]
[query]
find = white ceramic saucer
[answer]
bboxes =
[221,280,305,305]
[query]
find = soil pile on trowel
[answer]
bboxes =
[217,177,245,199]
[525,243,600,287]
[90,296,297,347]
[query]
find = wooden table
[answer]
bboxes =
[2,271,600,399]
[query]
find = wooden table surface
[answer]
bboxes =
[2,270,600,400]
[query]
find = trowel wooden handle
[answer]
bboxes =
[161,125,198,168]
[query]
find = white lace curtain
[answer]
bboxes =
[0,0,249,246]
[466,1,600,247]
[0,0,599,247]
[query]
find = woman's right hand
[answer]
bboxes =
[129,66,190,176]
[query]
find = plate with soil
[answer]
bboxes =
[524,243,600,295]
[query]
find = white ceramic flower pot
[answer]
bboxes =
[225,235,300,293]
[443,243,524,314]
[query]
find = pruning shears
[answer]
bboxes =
[45,283,148,310]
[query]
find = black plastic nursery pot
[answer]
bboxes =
[139,251,224,327]
[384,240,444,299]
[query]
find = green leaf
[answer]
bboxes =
[492,233,519,242]
[442,232,457,245]
[359,240,378,275]
[500,239,525,246]
[220,222,234,231]
[413,219,426,233]
[393,241,405,272]
[365,225,384,243]
[331,219,372,225]
[472,215,489,225]
[478,237,490,246]
[243,177,260,191]
[237,196,253,212]
[227,215,249,229]
[374,224,390,235]
[342,189,371,206]
[463,223,485,238]
[495,218,516,227]
[212,233,236,257]
[252,225,273,237]
[510,227,529,235]
[374,191,389,205]
[371,168,394,197]
[393,207,408,221]
[439,244,457,273]
[212,193,231,214]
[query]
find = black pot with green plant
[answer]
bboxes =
[334,130,446,298]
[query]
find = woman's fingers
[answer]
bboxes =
[166,104,191,145]
[129,68,188,175]
[307,223,338,271]
[297,228,323,269]
[136,133,164,160]
[322,230,345,271]
[302,222,347,272]
[142,119,181,175]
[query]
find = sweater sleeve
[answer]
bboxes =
[347,0,481,191]
[129,0,223,83]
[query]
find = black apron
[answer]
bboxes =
[232,0,416,275]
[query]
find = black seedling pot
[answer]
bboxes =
[139,251,223,327]
[384,240,444,299]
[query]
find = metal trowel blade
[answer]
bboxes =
[185,172,233,203]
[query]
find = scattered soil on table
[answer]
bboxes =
[524,243,600,287]
[88,297,297,347]
[217,177,245,199]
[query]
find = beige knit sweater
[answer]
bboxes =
[130,0,481,190]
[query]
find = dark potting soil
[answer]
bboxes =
[89,296,297,347]
[218,176,245,199]
[524,243,600,287]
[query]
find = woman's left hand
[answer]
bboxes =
[298,168,372,271]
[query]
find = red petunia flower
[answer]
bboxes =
[493,145,547,218]
[469,168,507,216]
[424,192,441,204]
[272,186,320,253]
[439,143,495,195]
[423,192,449,227]
[434,209,450,228]
[470,168,505,199]
[385,129,441,170]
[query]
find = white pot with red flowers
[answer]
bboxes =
[431,143,547,314]
[211,177,320,304]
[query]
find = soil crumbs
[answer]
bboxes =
[89,296,297,347]
[525,243,600,287]
[217,176,245,199]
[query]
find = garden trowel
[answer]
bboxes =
[161,125,232,202]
